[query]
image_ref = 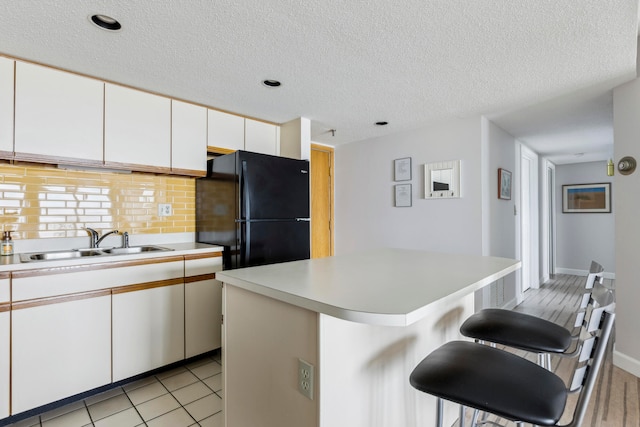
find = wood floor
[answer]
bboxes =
[467,274,640,427]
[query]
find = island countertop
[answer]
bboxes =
[217,248,521,326]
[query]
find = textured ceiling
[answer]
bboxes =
[0,0,638,155]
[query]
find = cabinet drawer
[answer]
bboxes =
[185,253,222,277]
[12,257,184,301]
[0,274,9,303]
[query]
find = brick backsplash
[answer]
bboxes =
[0,163,195,239]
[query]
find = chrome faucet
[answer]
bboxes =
[85,228,119,248]
[122,231,130,248]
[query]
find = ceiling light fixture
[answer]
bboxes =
[375,121,388,126]
[90,14,122,31]
[262,80,281,88]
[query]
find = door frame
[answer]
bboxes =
[516,143,540,300]
[310,143,335,257]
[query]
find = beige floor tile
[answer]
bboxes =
[84,386,124,406]
[122,375,158,393]
[172,381,213,406]
[199,412,224,427]
[159,370,198,392]
[87,393,132,421]
[125,380,168,405]
[93,407,143,427]
[41,408,91,427]
[40,400,85,421]
[185,356,214,370]
[189,361,221,380]
[146,407,196,427]
[202,373,222,392]
[155,365,188,380]
[184,394,222,422]
[136,393,180,421]
[6,415,42,427]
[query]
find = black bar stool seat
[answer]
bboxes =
[460,308,572,353]
[410,341,567,425]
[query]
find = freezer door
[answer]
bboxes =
[239,152,310,220]
[236,220,310,269]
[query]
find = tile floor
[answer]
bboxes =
[5,352,223,427]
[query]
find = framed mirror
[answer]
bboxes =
[424,160,461,199]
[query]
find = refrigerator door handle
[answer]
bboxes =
[241,160,251,221]
[295,218,311,221]
[243,222,251,264]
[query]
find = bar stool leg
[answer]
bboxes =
[436,397,444,427]
[470,408,480,427]
[459,405,465,427]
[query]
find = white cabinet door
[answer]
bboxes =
[208,109,244,151]
[172,100,207,175]
[0,57,14,157]
[185,255,223,357]
[0,275,9,420]
[105,84,171,171]
[11,294,111,414]
[14,61,104,165]
[245,119,279,155]
[0,310,8,420]
[186,279,222,357]
[112,283,185,381]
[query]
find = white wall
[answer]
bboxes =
[612,77,640,377]
[484,119,518,307]
[554,161,615,275]
[334,117,483,256]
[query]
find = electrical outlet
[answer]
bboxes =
[158,203,172,217]
[298,358,314,400]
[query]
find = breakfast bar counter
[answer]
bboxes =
[218,248,520,427]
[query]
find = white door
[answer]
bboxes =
[519,144,540,293]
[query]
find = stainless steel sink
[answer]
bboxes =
[100,245,172,255]
[18,245,172,262]
[19,249,104,262]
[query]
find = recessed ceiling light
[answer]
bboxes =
[262,79,281,88]
[90,14,122,31]
[375,121,388,126]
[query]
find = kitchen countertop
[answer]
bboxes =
[217,248,521,326]
[0,242,223,272]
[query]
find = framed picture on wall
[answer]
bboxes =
[394,157,412,181]
[562,183,611,213]
[394,184,412,207]
[498,168,512,200]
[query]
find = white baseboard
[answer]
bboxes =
[613,347,640,378]
[555,268,615,280]
[500,297,517,310]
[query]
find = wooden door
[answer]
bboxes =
[311,144,334,258]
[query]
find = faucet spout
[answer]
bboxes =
[95,229,119,248]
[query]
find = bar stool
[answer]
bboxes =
[459,261,605,369]
[409,308,615,427]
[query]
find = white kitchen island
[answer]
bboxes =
[218,248,520,427]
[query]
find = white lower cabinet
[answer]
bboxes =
[186,279,222,358]
[112,283,185,382]
[0,275,8,420]
[0,311,8,420]
[11,293,111,414]
[185,254,223,358]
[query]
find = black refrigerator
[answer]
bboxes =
[196,150,310,270]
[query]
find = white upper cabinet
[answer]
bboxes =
[14,61,104,164]
[245,118,279,155]
[208,109,245,151]
[105,83,171,170]
[172,100,207,175]
[0,57,13,157]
